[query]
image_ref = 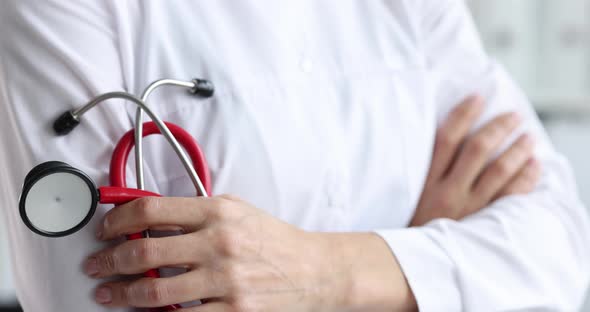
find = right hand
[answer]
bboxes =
[411,95,541,227]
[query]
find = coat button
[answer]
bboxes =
[325,171,348,211]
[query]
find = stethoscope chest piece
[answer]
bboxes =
[19,161,98,237]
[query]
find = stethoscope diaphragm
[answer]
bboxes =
[19,161,98,237]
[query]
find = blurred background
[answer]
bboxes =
[470,1,590,309]
[1,1,590,311]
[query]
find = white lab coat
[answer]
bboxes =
[0,1,589,311]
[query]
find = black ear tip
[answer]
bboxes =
[190,78,215,98]
[53,111,80,135]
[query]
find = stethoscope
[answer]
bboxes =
[18,77,215,311]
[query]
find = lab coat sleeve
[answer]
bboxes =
[376,1,590,311]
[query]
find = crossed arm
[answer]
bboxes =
[83,96,540,311]
[2,1,587,311]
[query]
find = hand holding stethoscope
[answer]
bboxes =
[19,77,215,311]
[17,78,361,312]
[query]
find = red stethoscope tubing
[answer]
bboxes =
[110,121,212,194]
[101,121,211,311]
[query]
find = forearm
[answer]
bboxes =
[309,232,417,312]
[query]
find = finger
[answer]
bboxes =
[84,235,212,278]
[94,270,227,308]
[99,196,231,240]
[177,302,230,312]
[497,158,541,199]
[429,95,484,180]
[448,112,521,189]
[472,134,534,206]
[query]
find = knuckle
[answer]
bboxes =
[207,197,233,220]
[499,188,516,197]
[215,196,234,208]
[203,267,225,295]
[470,136,493,155]
[437,194,455,212]
[436,128,459,147]
[514,141,534,156]
[514,146,532,159]
[135,197,160,221]
[454,101,474,118]
[494,113,516,128]
[223,264,246,294]
[133,239,160,265]
[203,226,218,242]
[436,185,458,213]
[473,182,493,200]
[145,279,170,304]
[232,297,255,312]
[214,226,241,257]
[219,194,242,202]
[491,161,513,178]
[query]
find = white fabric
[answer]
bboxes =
[0,1,588,311]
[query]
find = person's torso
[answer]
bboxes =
[0,1,437,310]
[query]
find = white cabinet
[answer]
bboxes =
[467,0,590,114]
[468,0,538,94]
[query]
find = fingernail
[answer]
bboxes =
[95,229,102,240]
[95,287,112,304]
[84,258,99,276]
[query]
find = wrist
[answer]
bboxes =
[303,231,354,312]
[306,232,417,312]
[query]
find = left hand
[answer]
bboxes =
[411,96,540,226]
[85,195,414,311]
